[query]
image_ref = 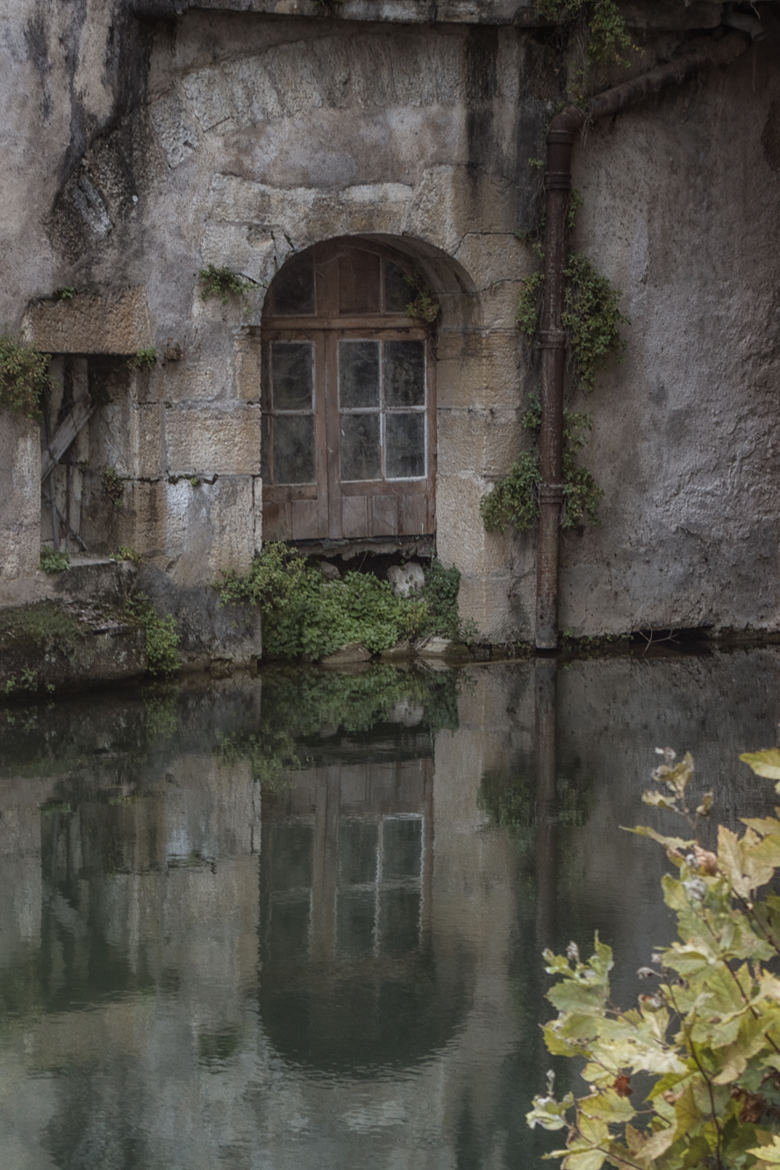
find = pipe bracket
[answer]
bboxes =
[538,330,567,348]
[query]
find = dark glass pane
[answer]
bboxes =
[385,412,425,479]
[339,250,380,314]
[384,261,411,313]
[269,823,313,889]
[271,341,313,410]
[384,340,425,407]
[339,819,379,885]
[341,413,380,481]
[339,340,379,408]
[379,887,420,955]
[268,897,311,961]
[271,253,315,315]
[273,415,315,483]
[337,890,375,957]
[382,817,422,880]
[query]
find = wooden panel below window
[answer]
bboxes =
[342,496,369,539]
[370,495,399,536]
[291,497,328,540]
[399,493,428,535]
[263,500,291,541]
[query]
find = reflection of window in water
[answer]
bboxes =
[266,821,314,960]
[266,814,424,961]
[337,815,423,957]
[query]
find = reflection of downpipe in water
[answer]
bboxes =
[534,31,751,649]
[533,657,558,952]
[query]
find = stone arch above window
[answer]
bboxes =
[261,238,437,546]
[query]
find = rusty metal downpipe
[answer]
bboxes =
[533,32,750,650]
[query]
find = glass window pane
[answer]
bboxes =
[339,819,379,885]
[268,897,311,961]
[384,340,425,407]
[341,413,380,481]
[379,887,420,955]
[337,890,375,957]
[271,341,313,410]
[384,261,411,313]
[270,823,313,889]
[339,340,379,408]
[339,250,380,314]
[385,412,425,479]
[383,817,422,880]
[273,414,315,483]
[271,253,315,315]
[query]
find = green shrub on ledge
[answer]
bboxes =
[217,543,471,662]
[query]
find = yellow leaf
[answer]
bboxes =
[747,1135,780,1165]
[741,749,780,781]
[718,825,752,897]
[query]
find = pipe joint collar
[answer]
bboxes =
[539,483,565,504]
[545,170,572,191]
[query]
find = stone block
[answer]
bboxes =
[180,69,235,132]
[110,481,168,560]
[454,233,533,289]
[164,406,261,476]
[23,288,152,356]
[199,222,278,288]
[149,90,200,168]
[235,333,262,404]
[0,413,40,580]
[456,572,523,644]
[436,331,523,411]
[162,476,257,585]
[404,166,516,255]
[437,408,522,477]
[436,472,514,577]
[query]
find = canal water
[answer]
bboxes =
[0,647,777,1169]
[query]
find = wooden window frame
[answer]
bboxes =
[262,241,436,544]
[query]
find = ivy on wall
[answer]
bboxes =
[0,337,49,420]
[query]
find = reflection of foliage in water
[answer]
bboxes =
[478,764,592,847]
[221,665,459,787]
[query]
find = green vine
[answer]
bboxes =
[128,347,158,370]
[40,549,70,574]
[535,0,634,66]
[563,252,626,393]
[480,396,602,534]
[404,274,440,323]
[102,467,124,504]
[198,264,255,303]
[124,593,181,677]
[0,336,49,420]
[516,253,626,395]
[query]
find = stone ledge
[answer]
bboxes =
[22,288,152,356]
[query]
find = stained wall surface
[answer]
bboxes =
[1,0,777,642]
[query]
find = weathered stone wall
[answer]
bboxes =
[0,412,40,580]
[1,0,778,645]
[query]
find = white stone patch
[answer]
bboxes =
[149,91,200,168]
[222,58,283,125]
[387,562,425,597]
[180,70,235,131]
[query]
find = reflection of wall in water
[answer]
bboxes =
[260,742,476,1072]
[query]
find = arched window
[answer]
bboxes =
[262,239,436,544]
